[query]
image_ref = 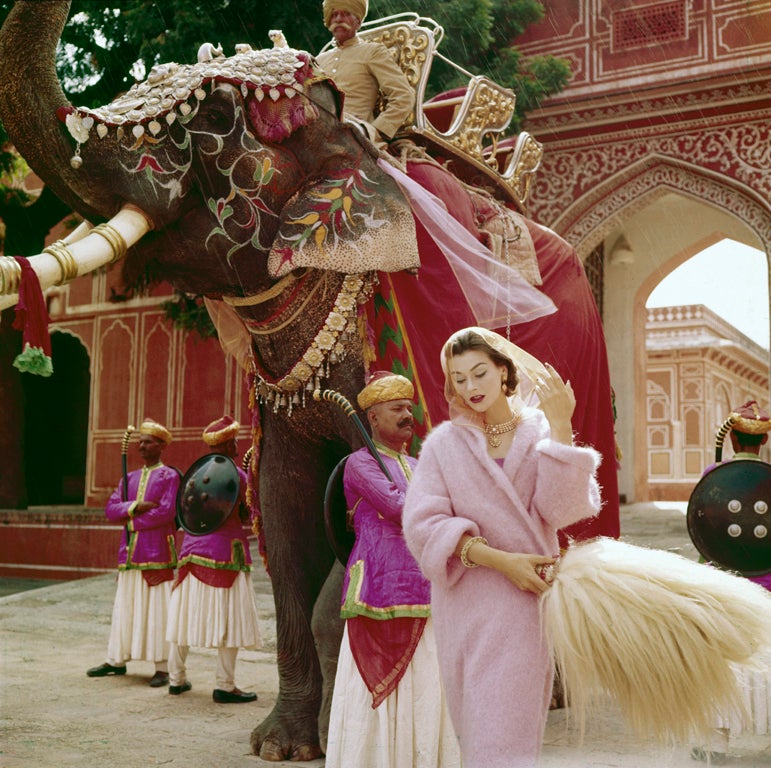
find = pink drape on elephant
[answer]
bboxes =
[369,160,619,541]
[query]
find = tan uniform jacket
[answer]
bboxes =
[317,36,415,139]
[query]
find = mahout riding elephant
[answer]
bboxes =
[0,1,619,760]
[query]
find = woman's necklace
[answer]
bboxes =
[483,411,521,448]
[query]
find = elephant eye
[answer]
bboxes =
[198,104,232,131]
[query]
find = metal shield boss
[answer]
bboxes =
[686,459,771,576]
[177,453,240,535]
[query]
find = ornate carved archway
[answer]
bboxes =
[511,5,771,501]
[552,156,771,259]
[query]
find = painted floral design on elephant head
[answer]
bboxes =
[179,86,284,264]
[280,169,385,259]
[58,47,326,244]
[123,141,191,207]
[204,152,280,265]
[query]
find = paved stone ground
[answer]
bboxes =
[1,502,769,767]
[0,577,60,598]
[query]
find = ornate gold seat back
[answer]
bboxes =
[320,13,543,210]
[357,14,438,131]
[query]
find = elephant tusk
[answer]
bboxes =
[62,220,94,246]
[0,204,153,310]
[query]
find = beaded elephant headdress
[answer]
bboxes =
[58,45,336,160]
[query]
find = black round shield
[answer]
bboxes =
[176,453,240,535]
[686,459,771,576]
[324,456,355,566]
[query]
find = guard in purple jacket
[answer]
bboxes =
[691,400,771,763]
[325,372,460,767]
[166,416,261,703]
[86,419,179,687]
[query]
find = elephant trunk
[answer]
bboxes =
[0,205,152,311]
[0,0,113,222]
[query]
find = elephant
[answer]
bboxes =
[0,1,619,760]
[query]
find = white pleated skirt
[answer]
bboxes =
[166,571,261,649]
[325,617,461,768]
[717,653,771,735]
[107,569,171,664]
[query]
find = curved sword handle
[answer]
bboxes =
[121,425,136,455]
[313,389,393,482]
[314,389,357,417]
[242,445,254,473]
[120,425,135,502]
[714,416,735,463]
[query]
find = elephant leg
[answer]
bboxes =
[250,435,337,761]
[311,559,345,752]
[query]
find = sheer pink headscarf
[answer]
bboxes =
[440,326,549,432]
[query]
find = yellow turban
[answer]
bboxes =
[357,371,414,411]
[323,0,368,27]
[202,416,240,446]
[139,418,172,445]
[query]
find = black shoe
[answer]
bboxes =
[690,747,727,764]
[149,671,169,688]
[212,687,257,703]
[168,681,192,695]
[87,662,127,677]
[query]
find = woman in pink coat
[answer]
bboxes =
[402,327,602,768]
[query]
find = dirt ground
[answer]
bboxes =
[1,502,769,767]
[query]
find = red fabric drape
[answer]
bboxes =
[372,160,619,541]
[173,562,239,589]
[347,615,427,708]
[12,256,51,356]
[506,222,620,541]
[142,568,174,587]
[11,255,53,376]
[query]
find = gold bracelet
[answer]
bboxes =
[460,536,488,568]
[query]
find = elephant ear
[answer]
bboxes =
[267,167,419,278]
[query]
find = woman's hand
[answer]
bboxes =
[533,363,575,444]
[456,535,556,595]
[495,552,557,595]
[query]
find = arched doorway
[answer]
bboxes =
[597,188,770,502]
[641,239,770,496]
[22,331,90,505]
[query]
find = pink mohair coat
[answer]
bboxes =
[403,407,602,768]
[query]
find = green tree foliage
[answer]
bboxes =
[1,0,569,137]
[0,0,569,330]
[369,0,570,128]
[54,0,336,106]
[160,291,217,339]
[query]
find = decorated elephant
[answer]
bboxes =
[0,1,619,760]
